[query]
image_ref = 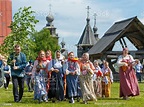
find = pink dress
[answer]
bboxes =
[117,55,140,97]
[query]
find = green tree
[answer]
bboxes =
[0,6,39,60]
[31,28,60,58]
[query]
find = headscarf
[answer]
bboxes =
[67,51,78,62]
[46,50,52,61]
[36,50,47,61]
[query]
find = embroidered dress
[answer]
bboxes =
[117,55,140,98]
[32,60,49,102]
[101,67,113,97]
[34,70,47,101]
[65,61,80,98]
[79,61,97,102]
[93,66,102,98]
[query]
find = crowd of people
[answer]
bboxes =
[0,45,143,104]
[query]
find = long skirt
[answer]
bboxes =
[102,81,111,97]
[79,75,97,101]
[119,66,140,97]
[93,77,102,98]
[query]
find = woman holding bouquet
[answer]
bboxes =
[117,47,140,100]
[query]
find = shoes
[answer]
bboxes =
[38,99,42,103]
[77,97,80,102]
[15,100,21,103]
[4,87,8,90]
[82,101,88,104]
[69,98,75,104]
[123,96,129,100]
[52,99,56,103]
[42,95,48,103]
[44,100,48,103]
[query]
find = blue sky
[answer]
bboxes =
[12,0,144,55]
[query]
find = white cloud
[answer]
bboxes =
[140,18,144,24]
[12,0,143,55]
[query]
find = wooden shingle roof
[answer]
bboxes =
[88,16,144,55]
[77,18,96,47]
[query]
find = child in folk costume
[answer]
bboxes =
[101,61,113,98]
[93,60,103,98]
[31,50,49,103]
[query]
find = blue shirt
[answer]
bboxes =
[7,52,27,77]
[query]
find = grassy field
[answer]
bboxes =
[0,82,144,107]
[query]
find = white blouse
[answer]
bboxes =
[117,55,135,67]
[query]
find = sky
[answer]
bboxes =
[12,0,144,56]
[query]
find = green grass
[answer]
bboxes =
[0,82,144,107]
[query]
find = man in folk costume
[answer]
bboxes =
[7,44,27,102]
[117,47,140,100]
[79,53,97,104]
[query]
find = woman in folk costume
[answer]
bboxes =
[48,50,65,102]
[79,53,97,104]
[117,47,140,100]
[101,61,113,98]
[93,60,103,98]
[65,52,80,103]
[31,50,49,103]
[46,50,52,61]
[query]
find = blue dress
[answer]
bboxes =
[66,61,80,98]
[48,59,65,101]
[34,71,47,101]
[32,60,49,102]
